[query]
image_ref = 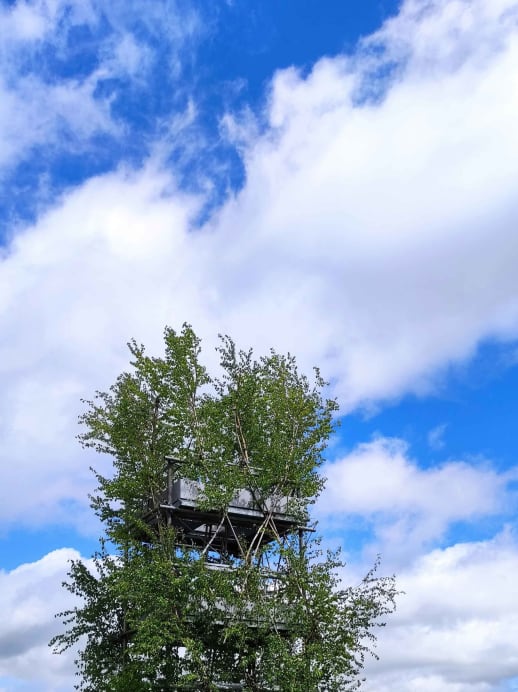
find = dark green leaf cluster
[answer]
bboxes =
[51,325,396,690]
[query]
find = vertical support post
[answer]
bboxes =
[167,460,173,506]
[165,456,180,528]
[166,456,182,505]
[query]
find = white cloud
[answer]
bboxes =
[1,0,518,529]
[428,423,447,450]
[206,0,518,409]
[0,165,202,529]
[0,0,95,45]
[0,0,200,173]
[0,0,105,170]
[3,0,518,689]
[321,438,508,519]
[3,538,518,691]
[361,0,518,77]
[0,549,80,691]
[318,438,516,562]
[363,532,518,690]
[0,71,116,172]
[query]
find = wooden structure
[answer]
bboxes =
[142,456,309,562]
[140,456,311,690]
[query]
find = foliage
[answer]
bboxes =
[51,324,396,690]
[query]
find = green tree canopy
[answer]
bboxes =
[52,325,396,691]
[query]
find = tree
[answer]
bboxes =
[51,324,396,691]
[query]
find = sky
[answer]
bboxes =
[1,0,518,689]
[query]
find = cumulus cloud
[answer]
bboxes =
[0,549,80,692]
[0,165,202,529]
[3,538,518,691]
[208,0,518,408]
[358,0,518,82]
[319,438,517,562]
[363,532,518,690]
[3,0,518,689]
[1,0,518,529]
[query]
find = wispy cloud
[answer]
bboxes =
[0,0,202,186]
[428,423,448,450]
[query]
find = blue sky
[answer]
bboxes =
[1,0,518,690]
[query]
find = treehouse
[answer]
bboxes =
[142,456,309,560]
[137,458,312,689]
